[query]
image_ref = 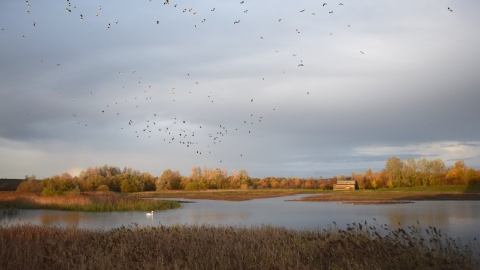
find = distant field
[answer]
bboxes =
[0,179,24,191]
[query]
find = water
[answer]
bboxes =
[2,194,479,240]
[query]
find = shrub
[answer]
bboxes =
[184,182,199,190]
[120,179,138,193]
[16,180,44,193]
[97,185,110,191]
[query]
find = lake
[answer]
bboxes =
[2,194,479,241]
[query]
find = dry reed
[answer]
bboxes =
[0,221,478,270]
[0,192,180,212]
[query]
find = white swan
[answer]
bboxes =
[146,211,153,216]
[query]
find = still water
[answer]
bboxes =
[2,195,479,240]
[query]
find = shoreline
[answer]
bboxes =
[134,188,480,202]
[297,191,480,202]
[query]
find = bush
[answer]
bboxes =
[41,178,79,196]
[16,180,44,193]
[184,182,199,190]
[97,185,110,191]
[120,179,138,193]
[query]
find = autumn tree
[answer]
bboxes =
[41,174,79,196]
[121,178,138,192]
[446,160,467,185]
[156,169,182,190]
[139,172,156,191]
[385,156,406,187]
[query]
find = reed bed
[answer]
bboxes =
[0,221,478,270]
[0,192,180,212]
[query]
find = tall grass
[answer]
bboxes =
[0,221,478,269]
[0,192,180,212]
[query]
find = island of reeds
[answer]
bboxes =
[0,192,180,212]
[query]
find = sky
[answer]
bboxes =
[1,0,479,179]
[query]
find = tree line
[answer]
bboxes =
[16,157,480,194]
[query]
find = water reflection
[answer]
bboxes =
[1,195,479,240]
[40,211,81,227]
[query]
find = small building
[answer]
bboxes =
[333,180,356,190]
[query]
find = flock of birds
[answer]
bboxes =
[2,1,455,166]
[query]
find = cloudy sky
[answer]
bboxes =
[1,0,479,179]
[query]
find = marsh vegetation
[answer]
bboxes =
[0,192,180,212]
[0,221,478,270]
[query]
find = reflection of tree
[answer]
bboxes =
[386,203,462,231]
[40,212,80,227]
[190,211,250,224]
[0,210,20,222]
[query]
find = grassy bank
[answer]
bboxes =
[132,186,480,201]
[133,189,308,201]
[0,222,478,270]
[299,186,480,202]
[0,192,181,212]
